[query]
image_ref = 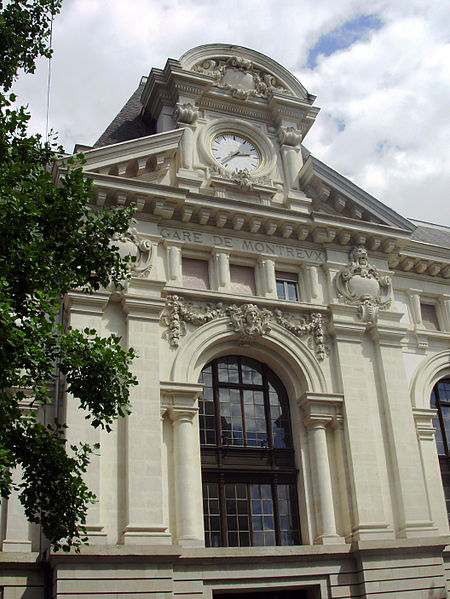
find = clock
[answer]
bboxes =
[211,133,261,173]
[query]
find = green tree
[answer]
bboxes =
[0,0,137,550]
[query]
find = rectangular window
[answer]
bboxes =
[230,265,256,296]
[421,302,440,330]
[276,271,299,301]
[182,258,210,290]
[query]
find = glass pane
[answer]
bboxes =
[250,484,275,546]
[277,484,301,545]
[217,357,239,383]
[268,374,292,448]
[199,364,215,445]
[241,358,263,385]
[276,280,286,300]
[242,390,267,447]
[287,281,298,301]
[219,388,243,446]
[225,484,249,547]
[441,406,450,452]
[203,483,221,548]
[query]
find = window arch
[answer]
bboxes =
[431,378,450,518]
[199,356,301,547]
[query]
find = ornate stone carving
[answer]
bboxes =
[161,295,327,360]
[211,165,271,189]
[173,102,199,125]
[111,228,152,277]
[192,56,291,100]
[335,246,392,323]
[278,126,302,147]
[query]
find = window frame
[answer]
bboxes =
[199,356,301,547]
[275,271,299,302]
[431,378,450,519]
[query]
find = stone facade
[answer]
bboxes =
[1,44,450,599]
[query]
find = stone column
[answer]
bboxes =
[330,315,395,541]
[259,256,277,298]
[121,296,171,545]
[307,265,320,302]
[413,408,449,534]
[371,325,436,537]
[407,289,422,326]
[332,416,353,536]
[165,242,182,286]
[163,382,204,546]
[65,291,109,543]
[299,392,344,544]
[213,250,230,293]
[1,468,31,552]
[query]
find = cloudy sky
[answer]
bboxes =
[13,0,450,226]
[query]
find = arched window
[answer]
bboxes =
[199,356,301,547]
[431,378,450,518]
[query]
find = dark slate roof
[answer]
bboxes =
[94,77,154,148]
[410,220,450,248]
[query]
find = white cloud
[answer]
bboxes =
[11,0,450,225]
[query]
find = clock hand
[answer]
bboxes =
[221,150,240,164]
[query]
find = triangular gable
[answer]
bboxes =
[80,129,184,179]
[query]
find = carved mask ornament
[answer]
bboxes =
[336,246,392,323]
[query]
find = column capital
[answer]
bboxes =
[65,290,109,315]
[298,392,344,423]
[167,406,198,423]
[121,296,164,322]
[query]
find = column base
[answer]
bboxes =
[314,533,345,545]
[176,535,204,547]
[121,525,172,546]
[397,521,439,538]
[85,525,108,545]
[1,539,32,552]
[348,523,395,541]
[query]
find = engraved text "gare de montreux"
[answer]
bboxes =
[159,227,325,264]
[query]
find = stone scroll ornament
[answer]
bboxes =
[111,228,152,277]
[192,56,291,100]
[160,295,328,360]
[335,246,392,323]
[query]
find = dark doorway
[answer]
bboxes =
[216,590,312,599]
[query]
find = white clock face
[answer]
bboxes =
[211,134,261,173]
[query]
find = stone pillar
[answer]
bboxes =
[65,291,109,543]
[162,382,204,546]
[299,392,344,544]
[413,408,449,534]
[214,250,230,293]
[165,242,182,286]
[1,468,31,552]
[332,416,353,536]
[371,325,436,537]
[307,265,320,302]
[407,289,422,326]
[330,315,395,541]
[441,295,450,330]
[121,296,171,545]
[259,256,277,298]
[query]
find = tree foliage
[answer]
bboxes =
[0,0,137,550]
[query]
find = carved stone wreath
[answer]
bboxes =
[111,228,152,277]
[210,165,271,189]
[335,246,392,323]
[192,56,291,100]
[160,295,327,360]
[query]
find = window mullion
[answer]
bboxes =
[272,477,281,546]
[219,476,227,547]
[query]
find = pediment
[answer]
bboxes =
[299,154,415,233]
[79,129,184,181]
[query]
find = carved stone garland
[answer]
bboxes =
[192,56,291,100]
[335,246,392,323]
[161,295,327,360]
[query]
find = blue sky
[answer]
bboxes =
[306,14,384,69]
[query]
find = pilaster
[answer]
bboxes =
[1,468,31,552]
[258,256,277,298]
[120,296,171,545]
[298,392,345,544]
[329,312,395,541]
[162,382,204,547]
[65,291,109,544]
[413,408,449,534]
[370,324,437,538]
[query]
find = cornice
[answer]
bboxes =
[300,155,415,233]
